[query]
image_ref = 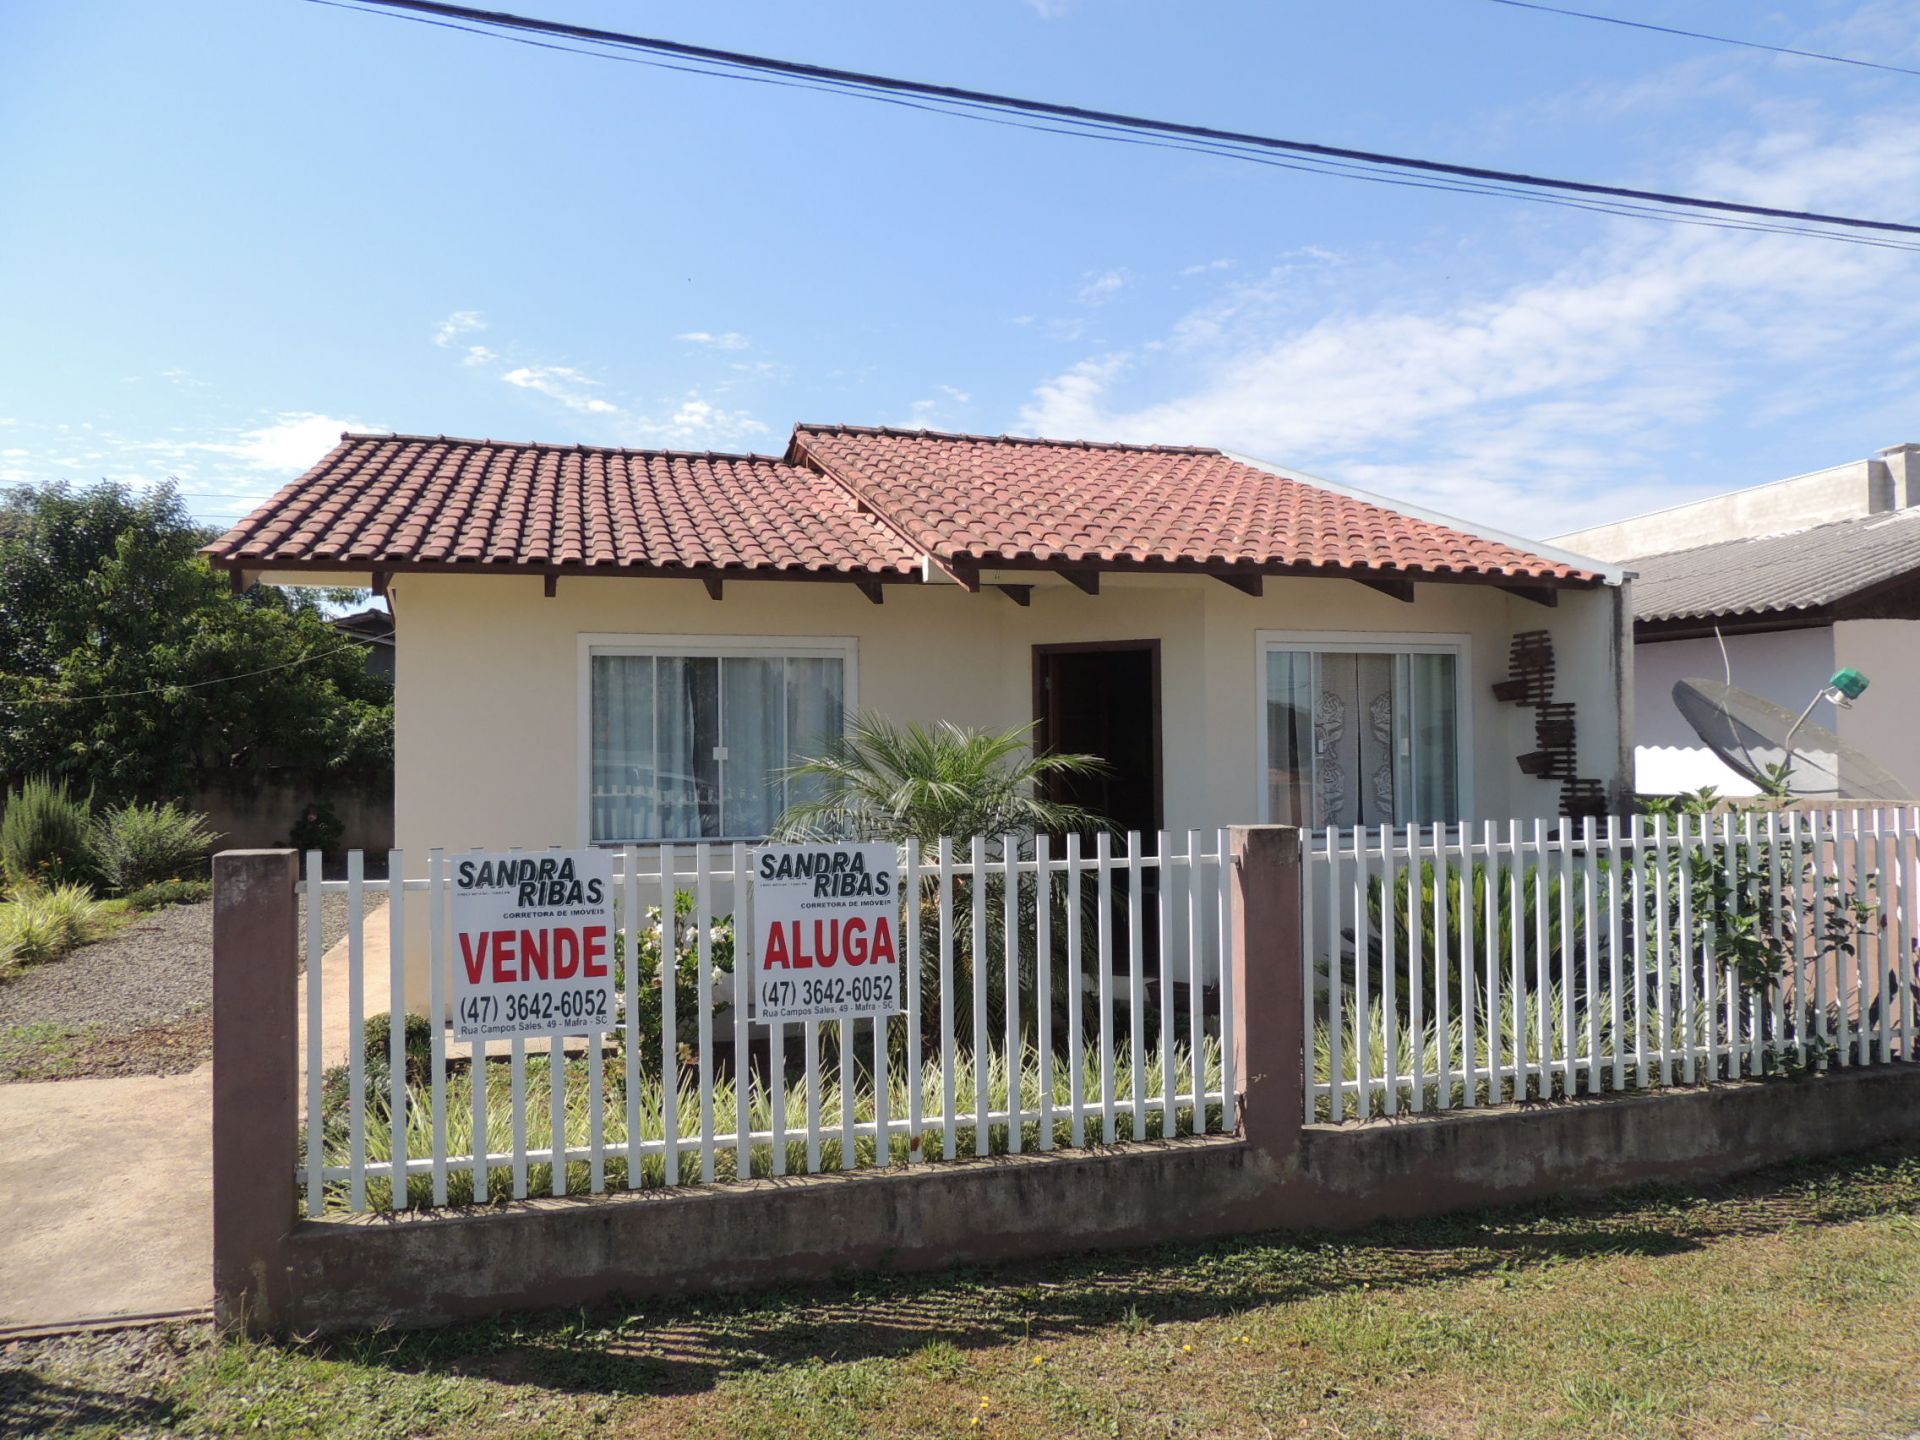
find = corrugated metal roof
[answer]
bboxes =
[1629,507,1920,622]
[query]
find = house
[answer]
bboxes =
[1553,442,1920,799]
[207,424,1629,985]
[329,605,396,683]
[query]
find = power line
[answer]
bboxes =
[313,0,1920,249]
[2,641,369,706]
[1474,0,1920,80]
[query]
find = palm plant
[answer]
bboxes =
[774,714,1114,1054]
[772,713,1108,843]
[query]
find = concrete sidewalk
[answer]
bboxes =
[0,905,627,1333]
[0,910,406,1331]
[0,1067,213,1329]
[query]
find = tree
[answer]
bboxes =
[0,480,392,803]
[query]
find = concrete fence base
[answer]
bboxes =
[211,832,1920,1336]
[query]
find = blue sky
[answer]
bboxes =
[2,0,1916,541]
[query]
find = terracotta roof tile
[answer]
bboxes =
[202,434,923,578]
[790,425,1596,583]
[203,425,1600,588]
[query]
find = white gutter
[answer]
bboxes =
[1224,449,1629,587]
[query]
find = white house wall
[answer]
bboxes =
[393,572,1622,842]
[387,571,1623,998]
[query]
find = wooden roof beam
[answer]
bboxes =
[996,584,1033,607]
[1214,572,1263,597]
[1057,567,1100,596]
[1354,574,1415,603]
[702,576,724,601]
[855,578,885,605]
[1499,583,1559,608]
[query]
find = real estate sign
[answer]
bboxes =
[751,842,903,1022]
[451,850,616,1041]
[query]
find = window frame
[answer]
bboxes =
[1253,629,1476,828]
[575,632,859,846]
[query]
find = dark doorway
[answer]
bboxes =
[1032,641,1162,837]
[1034,641,1164,982]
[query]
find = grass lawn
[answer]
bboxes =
[7,1145,1919,1439]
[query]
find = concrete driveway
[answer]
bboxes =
[0,1066,212,1330]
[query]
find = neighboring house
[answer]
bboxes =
[1554,443,1920,798]
[329,605,396,683]
[208,419,1630,990]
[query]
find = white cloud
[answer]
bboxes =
[1020,113,1920,537]
[502,365,620,415]
[192,412,374,471]
[462,344,497,367]
[898,384,975,431]
[676,330,752,351]
[433,310,486,347]
[1078,269,1128,305]
[632,392,769,447]
[1180,258,1236,277]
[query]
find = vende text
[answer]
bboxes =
[459,925,610,984]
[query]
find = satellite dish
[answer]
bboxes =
[1672,677,1913,802]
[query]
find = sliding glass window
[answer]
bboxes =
[1262,639,1463,828]
[589,644,849,843]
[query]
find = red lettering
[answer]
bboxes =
[458,931,489,985]
[519,928,549,981]
[870,916,896,968]
[491,929,517,984]
[844,916,868,965]
[790,920,813,968]
[582,925,608,978]
[553,927,581,980]
[763,922,790,969]
[814,919,839,968]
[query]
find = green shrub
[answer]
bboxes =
[122,877,213,910]
[319,1011,436,1147]
[0,775,94,890]
[289,800,346,857]
[0,882,120,978]
[88,801,217,893]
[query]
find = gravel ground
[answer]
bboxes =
[0,903,212,1034]
[0,892,366,1081]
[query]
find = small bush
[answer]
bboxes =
[0,776,94,890]
[318,1011,435,1148]
[289,800,346,857]
[123,877,213,910]
[89,801,217,892]
[0,882,119,978]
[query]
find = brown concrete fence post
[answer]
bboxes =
[1230,826,1305,1167]
[212,849,300,1335]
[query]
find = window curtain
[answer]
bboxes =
[590,652,845,843]
[1265,648,1459,827]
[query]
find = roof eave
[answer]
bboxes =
[1221,449,1623,586]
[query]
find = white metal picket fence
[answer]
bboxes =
[1303,808,1920,1124]
[303,830,1238,1214]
